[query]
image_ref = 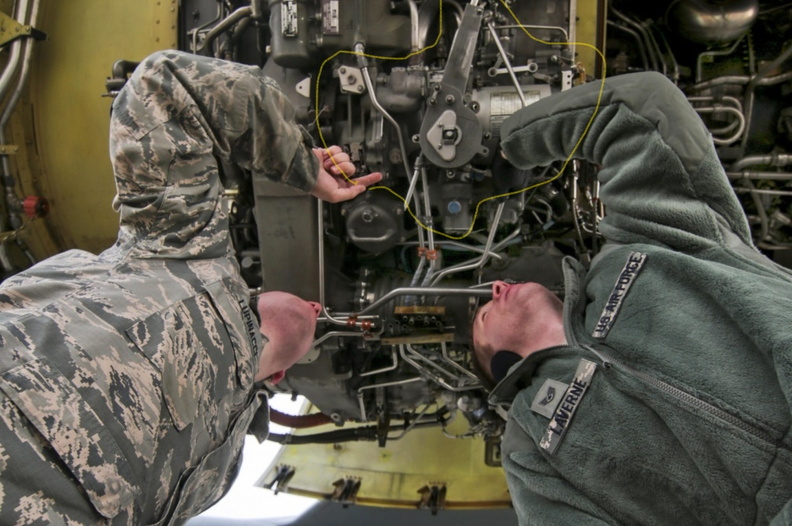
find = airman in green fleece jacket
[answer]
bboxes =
[473,72,792,525]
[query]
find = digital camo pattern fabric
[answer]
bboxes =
[0,50,318,525]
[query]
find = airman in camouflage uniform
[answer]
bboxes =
[0,50,379,525]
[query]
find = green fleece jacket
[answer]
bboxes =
[490,72,792,525]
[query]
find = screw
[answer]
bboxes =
[445,94,455,105]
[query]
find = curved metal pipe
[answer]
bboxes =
[356,376,423,421]
[641,20,667,76]
[692,105,746,145]
[400,344,480,392]
[0,0,30,98]
[198,6,252,55]
[688,71,792,92]
[357,44,412,181]
[611,7,658,72]
[606,20,649,71]
[695,34,744,83]
[429,202,508,286]
[0,0,41,133]
[742,42,792,148]
[359,348,399,377]
[731,153,792,171]
[0,0,40,263]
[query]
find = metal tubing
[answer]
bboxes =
[497,24,569,43]
[695,35,744,83]
[611,7,658,71]
[429,201,506,286]
[359,348,399,377]
[736,188,792,197]
[358,44,412,181]
[732,171,792,181]
[0,0,30,99]
[198,6,252,55]
[732,154,792,171]
[440,341,479,380]
[692,106,746,145]
[355,286,492,317]
[419,165,438,288]
[317,200,353,327]
[487,22,527,107]
[606,20,649,71]
[400,345,479,392]
[688,71,792,92]
[743,44,792,148]
[357,376,423,421]
[403,156,423,211]
[401,240,504,260]
[408,0,420,52]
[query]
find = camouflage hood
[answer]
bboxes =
[109,51,319,260]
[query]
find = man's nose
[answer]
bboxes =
[492,280,509,299]
[308,301,322,318]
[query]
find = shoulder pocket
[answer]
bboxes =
[0,357,138,519]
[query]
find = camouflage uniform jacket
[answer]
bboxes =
[0,50,319,525]
[491,73,792,525]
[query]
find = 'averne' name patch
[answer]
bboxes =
[539,359,597,455]
[592,252,647,339]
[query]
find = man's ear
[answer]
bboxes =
[491,351,523,383]
[269,370,286,385]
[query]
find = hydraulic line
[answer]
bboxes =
[269,409,334,429]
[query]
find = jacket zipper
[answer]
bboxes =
[583,345,783,448]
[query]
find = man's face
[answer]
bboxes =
[472,281,565,373]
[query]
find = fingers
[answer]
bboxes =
[350,172,383,188]
[320,146,350,167]
[325,183,367,203]
[328,160,356,178]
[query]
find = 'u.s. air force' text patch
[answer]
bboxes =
[592,252,647,339]
[538,359,597,455]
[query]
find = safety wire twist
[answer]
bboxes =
[315,0,608,241]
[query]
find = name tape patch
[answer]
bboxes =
[239,299,260,351]
[539,359,597,455]
[592,252,647,339]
